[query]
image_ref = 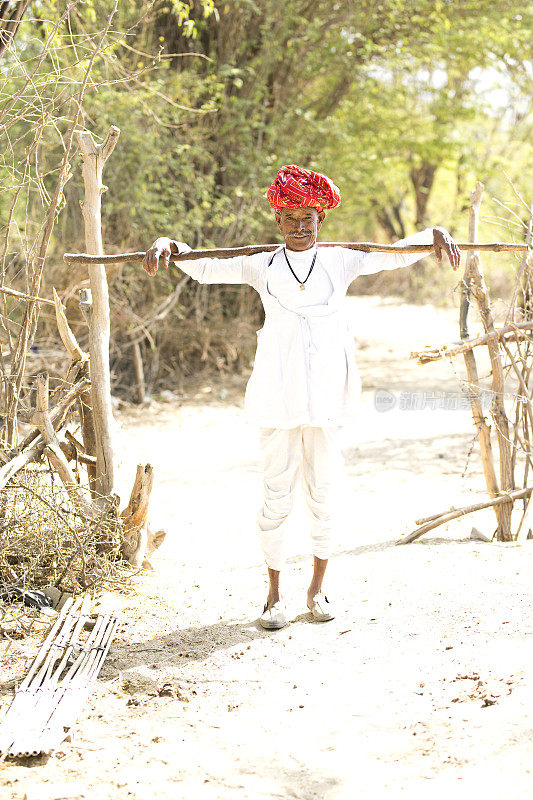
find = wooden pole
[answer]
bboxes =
[63,241,530,266]
[460,182,502,533]
[467,183,514,540]
[75,126,120,499]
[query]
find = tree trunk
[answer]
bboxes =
[410,162,437,228]
[75,126,120,499]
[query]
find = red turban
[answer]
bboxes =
[265,164,341,213]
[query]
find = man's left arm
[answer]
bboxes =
[344,226,460,282]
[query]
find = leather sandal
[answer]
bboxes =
[307,592,335,622]
[259,599,288,630]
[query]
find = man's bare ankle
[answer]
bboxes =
[267,592,281,607]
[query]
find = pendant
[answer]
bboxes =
[300,284,305,291]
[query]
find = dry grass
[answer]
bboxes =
[0,463,132,638]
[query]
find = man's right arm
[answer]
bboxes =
[142,236,260,288]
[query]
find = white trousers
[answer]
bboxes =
[257,426,342,570]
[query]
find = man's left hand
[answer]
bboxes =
[433,226,460,270]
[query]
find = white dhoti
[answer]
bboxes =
[257,426,343,570]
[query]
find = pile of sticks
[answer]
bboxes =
[0,289,160,595]
[0,596,118,757]
[401,181,533,544]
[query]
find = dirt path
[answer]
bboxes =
[2,297,533,800]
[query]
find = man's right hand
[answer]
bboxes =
[143,237,189,277]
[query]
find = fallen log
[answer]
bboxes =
[64,241,530,266]
[397,487,532,545]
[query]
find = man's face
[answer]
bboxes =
[275,207,325,252]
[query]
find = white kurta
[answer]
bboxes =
[175,229,434,427]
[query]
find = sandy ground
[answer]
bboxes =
[2,295,533,800]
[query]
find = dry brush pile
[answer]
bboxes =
[0,292,148,620]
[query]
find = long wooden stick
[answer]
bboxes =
[412,321,533,364]
[397,487,532,545]
[63,241,530,266]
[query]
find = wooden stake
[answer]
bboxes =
[120,463,154,567]
[75,126,120,500]
[467,183,514,540]
[460,182,502,532]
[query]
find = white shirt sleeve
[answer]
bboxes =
[343,228,434,285]
[172,243,263,289]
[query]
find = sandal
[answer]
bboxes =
[259,599,288,630]
[307,592,335,622]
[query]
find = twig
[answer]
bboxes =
[0,285,54,306]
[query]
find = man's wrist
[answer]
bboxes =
[170,240,192,255]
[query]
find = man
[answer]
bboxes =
[143,164,460,630]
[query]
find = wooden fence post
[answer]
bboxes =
[466,183,514,540]
[460,183,502,534]
[75,126,120,499]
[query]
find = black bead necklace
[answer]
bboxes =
[283,247,317,291]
